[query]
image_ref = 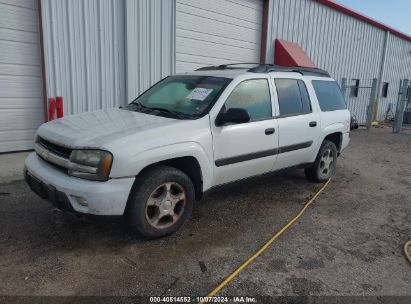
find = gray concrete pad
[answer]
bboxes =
[0,151,31,184]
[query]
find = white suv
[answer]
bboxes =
[25,64,350,238]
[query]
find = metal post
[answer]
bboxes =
[366,78,378,130]
[393,79,410,133]
[408,86,411,103]
[341,78,348,98]
[406,87,411,124]
[395,80,403,112]
[408,86,411,109]
[374,31,390,121]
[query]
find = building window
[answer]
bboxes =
[381,82,389,98]
[350,79,360,97]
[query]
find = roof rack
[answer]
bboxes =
[248,64,330,77]
[195,63,330,77]
[195,63,261,71]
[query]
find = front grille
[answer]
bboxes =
[36,137,73,173]
[40,155,68,173]
[35,137,98,178]
[37,137,73,159]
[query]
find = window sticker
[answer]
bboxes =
[186,88,213,101]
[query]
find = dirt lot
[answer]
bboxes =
[0,128,410,299]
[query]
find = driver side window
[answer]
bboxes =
[224,79,272,121]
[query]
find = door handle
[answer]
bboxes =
[309,121,317,127]
[265,128,275,135]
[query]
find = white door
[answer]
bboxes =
[176,0,263,73]
[0,0,43,152]
[271,77,321,170]
[211,78,279,186]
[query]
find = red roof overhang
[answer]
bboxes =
[318,0,411,42]
[274,39,316,68]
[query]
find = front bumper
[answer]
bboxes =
[24,153,135,215]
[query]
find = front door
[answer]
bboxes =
[211,78,279,186]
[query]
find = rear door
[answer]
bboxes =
[211,77,279,186]
[271,76,321,170]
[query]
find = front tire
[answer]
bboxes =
[125,166,195,239]
[305,140,337,183]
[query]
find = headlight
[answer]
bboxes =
[68,150,113,181]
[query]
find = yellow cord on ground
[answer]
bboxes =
[201,179,331,301]
[404,240,411,265]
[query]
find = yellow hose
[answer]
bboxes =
[405,240,411,265]
[200,179,331,301]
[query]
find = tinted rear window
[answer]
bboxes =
[312,80,347,112]
[275,79,312,116]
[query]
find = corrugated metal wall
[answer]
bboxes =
[176,0,263,73]
[265,0,411,123]
[126,0,176,101]
[380,34,411,119]
[41,0,126,115]
[39,0,411,123]
[41,0,176,114]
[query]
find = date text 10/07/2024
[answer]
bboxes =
[149,296,257,303]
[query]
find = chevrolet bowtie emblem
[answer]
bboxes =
[41,150,49,159]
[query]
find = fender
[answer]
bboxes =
[110,141,214,191]
[311,122,344,161]
[321,122,345,139]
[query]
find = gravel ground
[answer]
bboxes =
[0,128,410,298]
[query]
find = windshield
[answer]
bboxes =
[128,75,232,119]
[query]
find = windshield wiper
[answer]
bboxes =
[129,102,193,119]
[130,101,149,110]
[146,107,191,119]
[127,102,152,114]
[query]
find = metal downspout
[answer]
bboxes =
[259,0,270,64]
[37,0,48,122]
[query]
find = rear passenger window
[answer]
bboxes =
[224,79,272,121]
[312,80,347,112]
[275,79,311,116]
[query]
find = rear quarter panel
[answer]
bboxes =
[306,77,351,161]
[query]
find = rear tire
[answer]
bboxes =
[305,140,337,183]
[125,166,195,239]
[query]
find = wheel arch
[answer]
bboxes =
[323,132,343,152]
[320,122,345,153]
[134,156,204,200]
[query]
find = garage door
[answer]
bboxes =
[0,0,43,152]
[176,0,263,73]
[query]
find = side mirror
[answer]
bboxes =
[216,108,250,126]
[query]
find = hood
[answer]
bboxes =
[37,108,180,148]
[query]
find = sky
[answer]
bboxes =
[336,0,411,36]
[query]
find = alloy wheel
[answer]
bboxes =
[145,182,186,229]
[319,148,335,178]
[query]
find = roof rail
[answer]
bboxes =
[195,63,330,77]
[195,63,261,71]
[248,64,331,77]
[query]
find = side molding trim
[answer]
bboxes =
[215,141,313,167]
